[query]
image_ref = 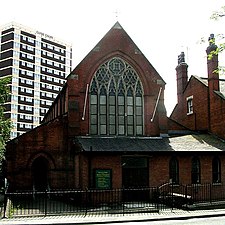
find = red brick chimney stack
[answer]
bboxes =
[176,52,188,103]
[206,34,219,92]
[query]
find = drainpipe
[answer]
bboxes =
[151,87,162,122]
[88,146,92,188]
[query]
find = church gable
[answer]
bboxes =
[66,22,167,137]
[71,22,165,93]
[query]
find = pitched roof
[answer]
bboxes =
[193,75,225,98]
[71,21,166,85]
[76,134,225,152]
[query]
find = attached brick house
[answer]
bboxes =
[6,24,225,194]
[170,34,225,140]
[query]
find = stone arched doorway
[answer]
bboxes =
[32,157,49,191]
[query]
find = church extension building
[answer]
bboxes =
[6,23,225,193]
[170,34,225,140]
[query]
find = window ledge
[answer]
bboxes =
[170,184,180,187]
[187,111,193,116]
[191,183,201,186]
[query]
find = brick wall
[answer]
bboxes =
[78,153,225,189]
[65,24,168,136]
[6,117,76,190]
[209,92,225,139]
[171,76,209,131]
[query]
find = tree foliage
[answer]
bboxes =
[0,77,12,163]
[209,6,225,74]
[211,6,225,20]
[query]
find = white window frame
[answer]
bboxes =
[187,96,193,115]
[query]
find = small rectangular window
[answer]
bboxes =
[187,96,193,115]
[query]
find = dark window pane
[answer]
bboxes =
[109,125,116,135]
[109,106,115,114]
[109,95,115,104]
[127,106,133,115]
[136,106,142,115]
[100,125,106,134]
[127,126,133,135]
[192,157,200,184]
[100,115,106,124]
[100,105,106,114]
[118,125,125,135]
[91,115,97,124]
[109,115,115,124]
[90,105,97,114]
[169,157,179,184]
[122,157,147,168]
[136,96,142,106]
[136,116,142,125]
[136,126,143,135]
[212,157,221,183]
[127,116,133,124]
[100,95,106,104]
[90,125,97,134]
[118,106,124,115]
[127,96,133,105]
[91,94,97,104]
[118,116,125,124]
[118,96,124,105]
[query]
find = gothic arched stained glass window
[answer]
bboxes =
[90,57,144,136]
[191,156,201,184]
[212,157,221,183]
[169,157,179,184]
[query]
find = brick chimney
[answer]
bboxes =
[176,52,188,103]
[206,34,219,92]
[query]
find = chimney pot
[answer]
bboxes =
[176,52,188,103]
[178,52,185,65]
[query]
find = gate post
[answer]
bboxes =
[2,191,8,218]
[2,181,9,219]
[85,188,88,216]
[171,182,174,210]
[185,185,188,206]
[156,186,159,211]
[210,183,212,203]
[44,189,48,216]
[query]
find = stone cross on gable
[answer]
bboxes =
[114,9,120,20]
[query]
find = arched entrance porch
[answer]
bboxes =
[32,157,49,191]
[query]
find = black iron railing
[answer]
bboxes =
[3,187,161,218]
[2,183,225,218]
[158,182,225,208]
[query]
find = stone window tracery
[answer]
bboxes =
[90,57,144,136]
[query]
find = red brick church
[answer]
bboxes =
[6,23,225,192]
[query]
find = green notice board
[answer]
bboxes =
[95,169,112,189]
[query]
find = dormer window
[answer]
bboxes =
[187,96,193,115]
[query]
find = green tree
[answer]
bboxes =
[211,6,225,20]
[209,6,225,73]
[0,77,12,163]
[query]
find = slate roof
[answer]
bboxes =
[76,134,225,152]
[195,75,225,98]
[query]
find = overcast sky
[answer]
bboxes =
[1,0,224,115]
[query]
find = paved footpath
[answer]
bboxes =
[1,209,225,225]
